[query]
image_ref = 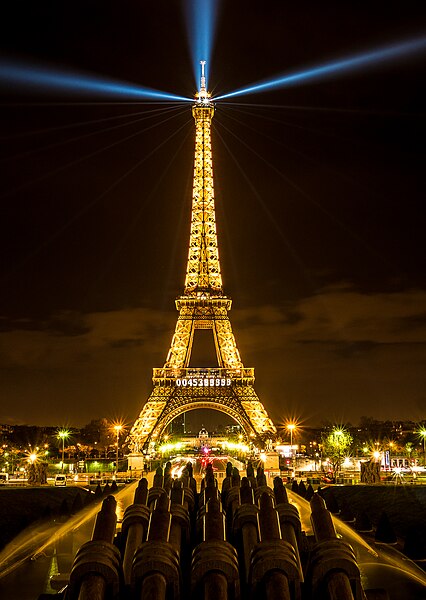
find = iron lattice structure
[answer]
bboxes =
[128,77,276,452]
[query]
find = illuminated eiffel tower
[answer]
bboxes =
[128,63,276,452]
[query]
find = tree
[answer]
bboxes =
[321,427,353,476]
[80,419,112,457]
[405,442,418,459]
[359,416,378,429]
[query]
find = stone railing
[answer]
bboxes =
[38,462,389,600]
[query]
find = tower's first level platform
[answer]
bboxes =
[152,366,255,387]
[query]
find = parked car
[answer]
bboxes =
[55,474,67,486]
[321,473,336,484]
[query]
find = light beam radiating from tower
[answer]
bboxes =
[215,35,426,100]
[0,60,191,102]
[183,0,221,87]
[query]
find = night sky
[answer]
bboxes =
[0,2,425,429]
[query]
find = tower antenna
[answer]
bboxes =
[196,60,210,103]
[200,60,206,92]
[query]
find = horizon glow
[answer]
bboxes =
[0,60,192,102]
[182,0,221,88]
[214,35,426,101]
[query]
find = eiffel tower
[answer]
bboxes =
[128,64,276,452]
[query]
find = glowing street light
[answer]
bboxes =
[286,423,296,446]
[113,424,123,476]
[57,429,70,473]
[286,423,297,473]
[388,440,395,469]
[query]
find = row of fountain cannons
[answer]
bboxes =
[38,463,389,600]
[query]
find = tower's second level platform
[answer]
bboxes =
[175,294,232,311]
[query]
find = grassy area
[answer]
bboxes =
[320,484,426,538]
[0,487,91,550]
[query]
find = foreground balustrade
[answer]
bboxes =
[68,495,120,600]
[39,462,388,600]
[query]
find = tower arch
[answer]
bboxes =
[149,400,256,444]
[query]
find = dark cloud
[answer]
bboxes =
[232,286,426,424]
[0,285,425,426]
[47,311,91,337]
[110,338,145,349]
[395,312,426,332]
[330,340,379,358]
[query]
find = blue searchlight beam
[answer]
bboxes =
[183,0,221,88]
[0,60,191,102]
[214,36,426,101]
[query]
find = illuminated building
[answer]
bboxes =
[128,64,276,452]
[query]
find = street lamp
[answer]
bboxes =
[286,423,297,474]
[114,425,123,477]
[388,441,395,470]
[57,430,70,473]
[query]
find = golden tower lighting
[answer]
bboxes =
[128,63,276,452]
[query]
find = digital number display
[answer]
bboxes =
[175,377,232,388]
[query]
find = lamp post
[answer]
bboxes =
[287,423,296,475]
[114,425,123,477]
[388,441,395,470]
[57,430,70,473]
[333,429,344,477]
